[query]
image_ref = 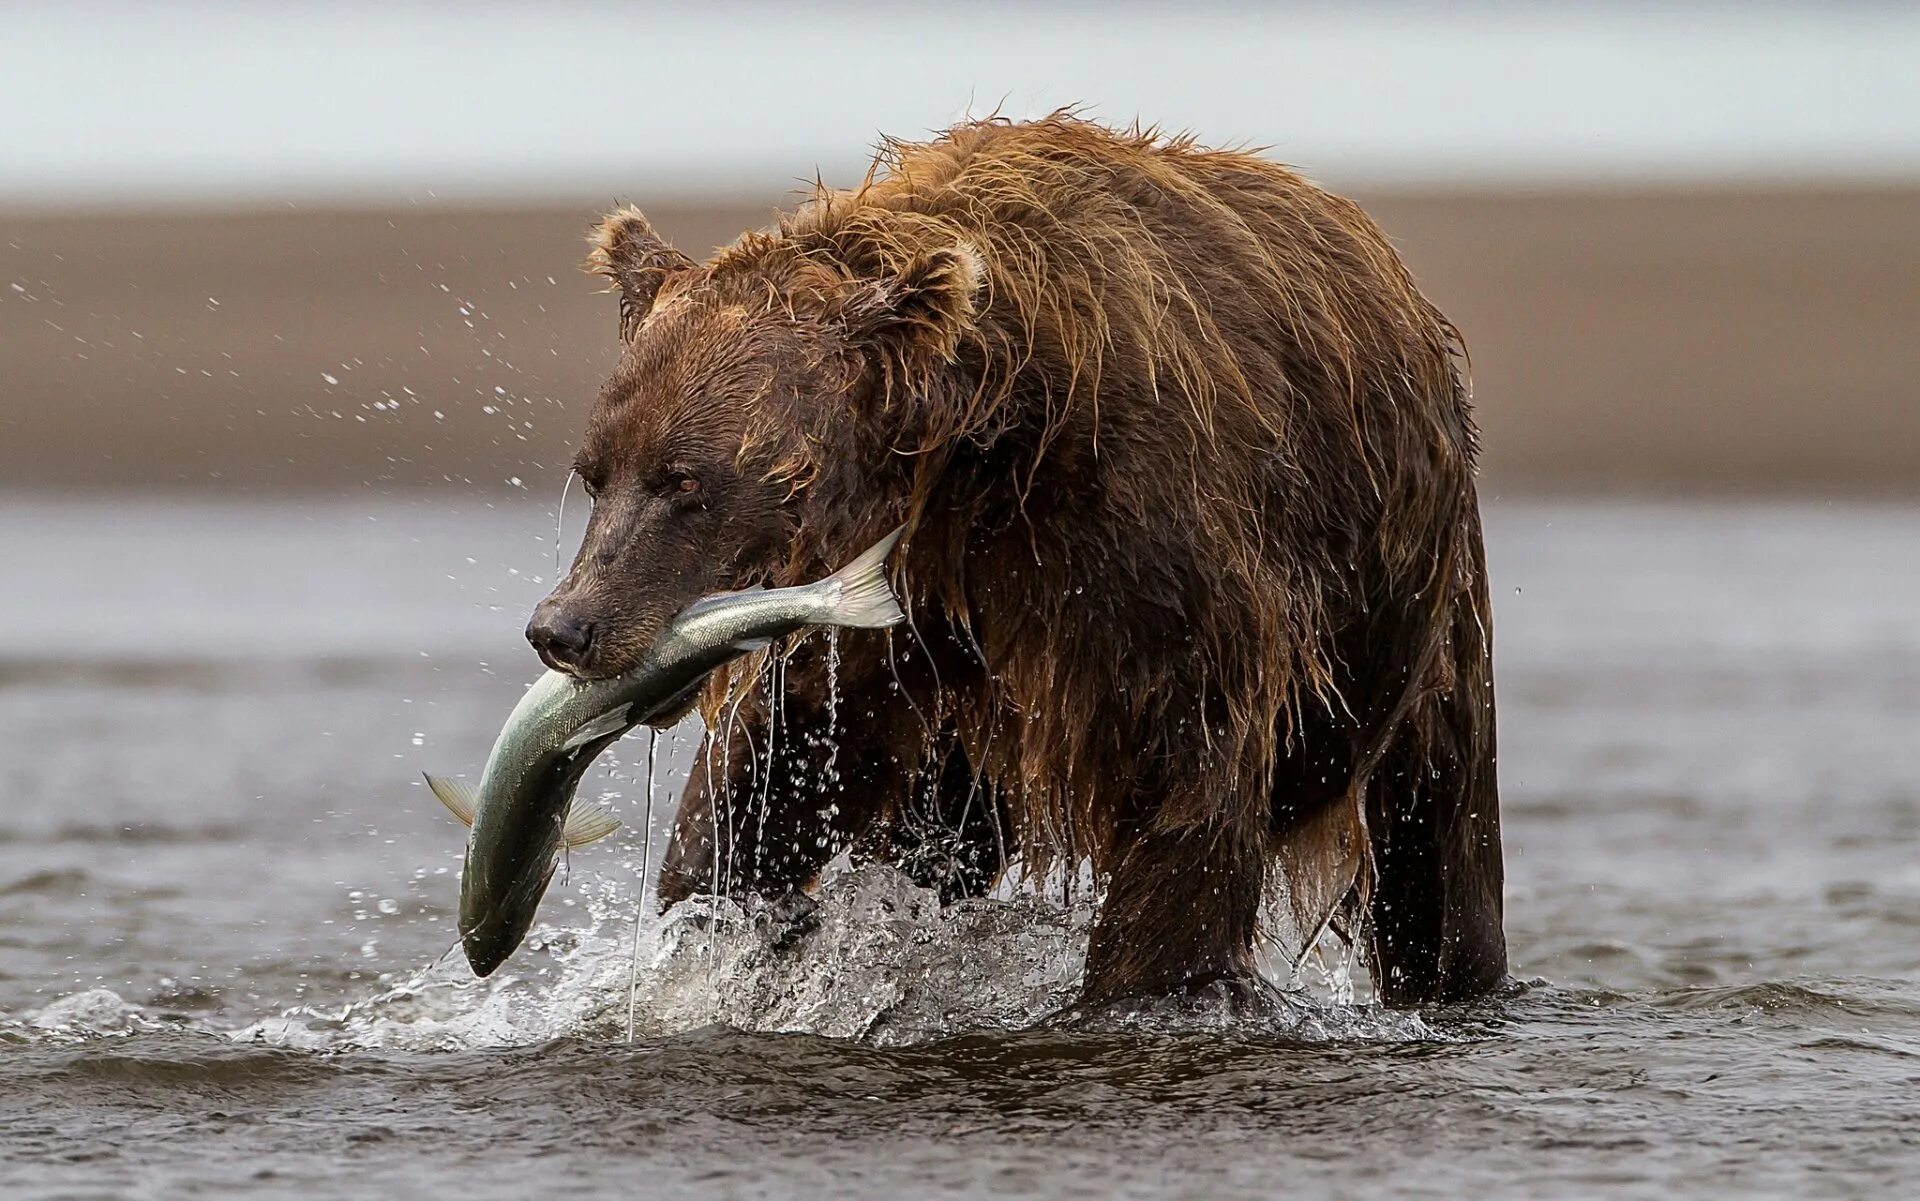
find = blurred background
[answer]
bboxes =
[4,0,1917,495]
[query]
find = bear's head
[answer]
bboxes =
[526,206,983,683]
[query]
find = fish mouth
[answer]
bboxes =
[456,775,572,978]
[455,733,627,977]
[460,914,521,978]
[458,854,556,977]
[459,890,547,977]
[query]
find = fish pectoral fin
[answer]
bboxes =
[731,636,773,652]
[559,704,633,752]
[561,799,621,849]
[424,774,479,828]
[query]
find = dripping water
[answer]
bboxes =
[553,468,575,576]
[750,647,783,888]
[819,628,843,853]
[625,726,660,1042]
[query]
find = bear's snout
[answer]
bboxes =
[526,600,597,676]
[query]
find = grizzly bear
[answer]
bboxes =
[526,114,1506,1008]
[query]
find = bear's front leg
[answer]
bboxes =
[654,700,893,911]
[1079,817,1270,1007]
[656,713,1010,911]
[657,624,1002,913]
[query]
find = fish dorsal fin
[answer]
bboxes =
[424,774,479,827]
[560,703,632,752]
[561,799,621,849]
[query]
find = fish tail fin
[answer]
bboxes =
[424,773,479,828]
[561,799,622,849]
[822,524,906,629]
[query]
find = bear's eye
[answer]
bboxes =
[658,468,701,497]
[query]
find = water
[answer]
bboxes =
[3,496,1917,1198]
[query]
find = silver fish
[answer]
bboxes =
[426,527,904,977]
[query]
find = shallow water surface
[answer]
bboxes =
[1,498,1917,1198]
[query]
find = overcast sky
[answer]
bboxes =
[5,2,1919,206]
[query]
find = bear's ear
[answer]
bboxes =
[836,242,985,367]
[586,206,696,339]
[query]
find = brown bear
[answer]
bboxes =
[527,114,1506,1008]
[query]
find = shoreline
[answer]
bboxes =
[4,184,1916,495]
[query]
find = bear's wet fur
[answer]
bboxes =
[545,115,1506,1007]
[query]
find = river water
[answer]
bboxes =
[2,496,1916,1199]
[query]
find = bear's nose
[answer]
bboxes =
[526,604,596,674]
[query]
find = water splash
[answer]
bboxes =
[225,862,1425,1052]
[14,988,152,1038]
